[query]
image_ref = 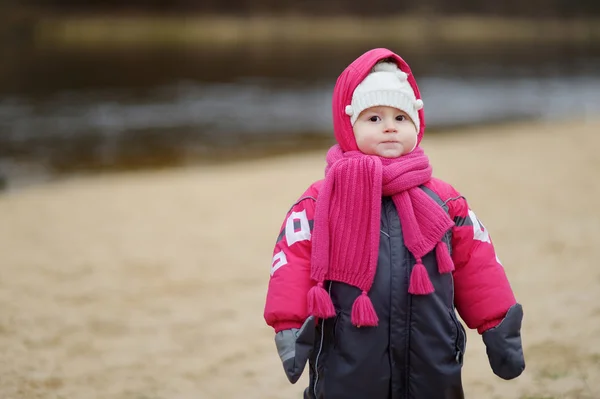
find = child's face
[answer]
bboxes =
[352,106,418,158]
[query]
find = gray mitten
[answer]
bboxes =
[482,303,525,380]
[274,316,316,384]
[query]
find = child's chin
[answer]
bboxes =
[377,149,404,158]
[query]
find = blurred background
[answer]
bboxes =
[1,3,600,399]
[1,0,599,189]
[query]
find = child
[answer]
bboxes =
[263,48,525,399]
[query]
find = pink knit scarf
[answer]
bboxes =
[308,145,455,327]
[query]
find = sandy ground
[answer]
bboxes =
[1,119,600,399]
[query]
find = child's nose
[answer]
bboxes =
[384,120,397,133]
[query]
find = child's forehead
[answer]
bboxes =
[361,106,408,114]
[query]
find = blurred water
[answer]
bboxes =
[0,43,599,189]
[3,74,600,138]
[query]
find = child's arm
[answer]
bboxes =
[264,183,321,383]
[264,193,317,332]
[448,194,517,333]
[426,178,525,380]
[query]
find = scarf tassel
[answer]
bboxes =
[307,282,336,319]
[351,291,379,327]
[436,241,455,274]
[408,259,435,295]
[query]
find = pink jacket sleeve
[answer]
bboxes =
[425,178,517,334]
[263,182,322,333]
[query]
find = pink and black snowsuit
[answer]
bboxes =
[264,48,525,399]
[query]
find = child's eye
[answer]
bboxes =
[369,116,381,122]
[396,115,406,121]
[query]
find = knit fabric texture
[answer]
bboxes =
[308,145,455,327]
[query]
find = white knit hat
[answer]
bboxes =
[345,62,424,132]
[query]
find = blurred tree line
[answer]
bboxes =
[7,0,600,17]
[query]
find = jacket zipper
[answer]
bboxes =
[313,282,332,398]
[404,257,412,398]
[449,272,465,364]
[450,311,464,363]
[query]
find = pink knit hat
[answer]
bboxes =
[331,48,427,152]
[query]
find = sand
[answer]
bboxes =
[1,119,599,399]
